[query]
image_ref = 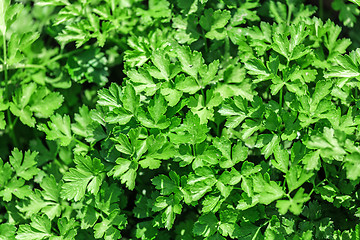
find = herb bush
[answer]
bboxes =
[1,0,360,239]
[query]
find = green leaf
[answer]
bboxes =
[325,49,360,78]
[29,87,64,118]
[302,150,321,171]
[349,0,360,6]
[8,31,40,65]
[286,164,314,192]
[169,112,208,145]
[186,167,217,202]
[17,191,48,219]
[344,152,360,180]
[311,81,333,109]
[0,178,32,201]
[175,75,201,94]
[231,222,262,240]
[9,82,37,127]
[135,221,158,240]
[152,172,179,195]
[9,148,39,181]
[0,0,10,35]
[93,210,126,239]
[276,188,310,215]
[108,158,138,190]
[0,158,12,187]
[57,218,78,239]
[218,97,248,128]
[78,205,99,229]
[122,84,140,114]
[258,134,280,159]
[66,47,108,86]
[272,34,290,61]
[271,145,289,173]
[199,60,219,86]
[152,195,182,230]
[0,223,16,240]
[37,114,72,146]
[71,105,102,141]
[148,94,167,123]
[97,83,139,125]
[160,84,183,106]
[137,94,171,129]
[332,0,360,27]
[39,175,62,220]
[149,49,179,81]
[202,195,222,213]
[306,127,346,160]
[139,134,175,169]
[61,155,105,201]
[127,68,157,96]
[16,215,52,240]
[244,58,271,80]
[214,137,248,168]
[175,45,203,79]
[188,89,223,124]
[193,213,218,238]
[200,9,231,40]
[0,111,5,129]
[252,173,285,205]
[97,83,122,108]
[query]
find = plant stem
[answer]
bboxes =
[45,47,84,65]
[12,116,18,128]
[0,63,46,72]
[309,179,326,196]
[279,87,283,109]
[192,144,196,157]
[2,24,18,147]
[287,4,293,26]
[3,34,8,99]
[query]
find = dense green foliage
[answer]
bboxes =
[1,0,360,239]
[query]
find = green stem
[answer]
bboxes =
[192,144,196,157]
[253,224,263,239]
[2,33,18,147]
[2,25,18,147]
[309,179,326,196]
[193,75,205,99]
[45,47,85,65]
[90,142,96,150]
[3,34,8,99]
[279,87,283,109]
[287,4,292,26]
[74,138,84,145]
[0,63,46,72]
[12,116,18,128]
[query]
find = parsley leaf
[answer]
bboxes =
[61,155,105,201]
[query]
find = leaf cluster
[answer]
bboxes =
[1,0,360,239]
